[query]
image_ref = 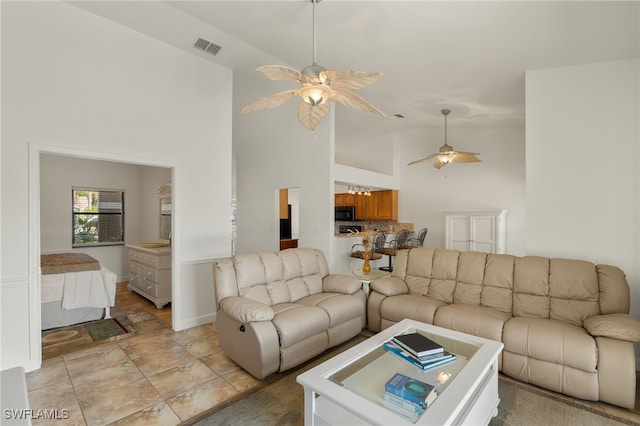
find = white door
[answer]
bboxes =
[469,216,496,253]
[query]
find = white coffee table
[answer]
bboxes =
[296,319,503,425]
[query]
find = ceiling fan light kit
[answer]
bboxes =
[408,109,482,169]
[240,0,384,130]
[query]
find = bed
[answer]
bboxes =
[40,253,117,330]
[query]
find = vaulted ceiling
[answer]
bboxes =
[73,1,638,170]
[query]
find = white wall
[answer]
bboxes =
[40,154,171,282]
[1,2,232,371]
[232,70,334,258]
[525,59,640,322]
[394,127,527,256]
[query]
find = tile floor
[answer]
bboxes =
[27,283,258,425]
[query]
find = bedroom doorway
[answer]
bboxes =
[38,153,174,359]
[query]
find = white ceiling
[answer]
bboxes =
[72,1,638,168]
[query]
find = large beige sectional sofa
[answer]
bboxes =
[213,248,366,379]
[367,247,640,409]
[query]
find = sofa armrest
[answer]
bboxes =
[583,313,640,342]
[323,274,362,295]
[369,276,409,296]
[219,296,274,323]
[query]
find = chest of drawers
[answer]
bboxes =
[126,244,171,309]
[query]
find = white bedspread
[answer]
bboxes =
[41,267,116,309]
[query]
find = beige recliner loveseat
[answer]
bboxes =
[213,248,366,379]
[367,247,640,408]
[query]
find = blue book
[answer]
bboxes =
[384,372,438,409]
[382,392,424,420]
[383,341,456,370]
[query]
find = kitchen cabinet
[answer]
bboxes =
[127,244,171,308]
[280,239,298,250]
[444,210,508,254]
[335,193,356,207]
[355,190,398,220]
[280,189,289,219]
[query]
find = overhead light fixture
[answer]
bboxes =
[407,109,482,169]
[240,0,384,130]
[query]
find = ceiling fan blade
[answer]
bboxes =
[240,89,298,113]
[452,151,482,163]
[330,89,385,116]
[256,65,303,82]
[323,70,383,90]
[407,152,440,166]
[434,159,447,169]
[297,100,329,130]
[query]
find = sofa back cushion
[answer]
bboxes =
[213,248,328,307]
[393,248,629,326]
[513,257,600,326]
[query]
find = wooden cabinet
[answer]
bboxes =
[127,244,171,309]
[354,190,398,220]
[377,190,398,220]
[280,239,299,250]
[335,193,356,207]
[444,210,508,254]
[280,189,289,219]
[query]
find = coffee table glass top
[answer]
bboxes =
[351,268,390,281]
[325,324,481,422]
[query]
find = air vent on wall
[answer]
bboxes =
[194,38,222,56]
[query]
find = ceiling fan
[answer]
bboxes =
[240,0,384,131]
[408,109,481,169]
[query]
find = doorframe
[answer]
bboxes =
[27,142,179,371]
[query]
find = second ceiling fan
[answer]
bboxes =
[408,109,482,169]
[240,0,384,130]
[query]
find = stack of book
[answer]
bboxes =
[384,332,456,370]
[383,372,438,420]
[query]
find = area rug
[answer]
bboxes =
[42,312,167,359]
[185,332,640,426]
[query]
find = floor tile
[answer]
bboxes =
[28,380,85,426]
[26,356,70,391]
[199,349,241,376]
[181,335,219,358]
[63,343,130,378]
[79,377,163,426]
[166,377,239,422]
[146,359,220,399]
[119,334,181,360]
[69,359,145,399]
[170,323,216,346]
[132,345,196,377]
[222,369,262,393]
[108,402,181,426]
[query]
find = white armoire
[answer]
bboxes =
[444,210,508,254]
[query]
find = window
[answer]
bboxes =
[72,188,125,247]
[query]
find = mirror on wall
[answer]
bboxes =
[158,182,172,241]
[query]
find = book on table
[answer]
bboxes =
[383,341,456,370]
[392,332,444,357]
[382,391,424,421]
[384,372,439,410]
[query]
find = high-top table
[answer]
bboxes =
[296,319,503,425]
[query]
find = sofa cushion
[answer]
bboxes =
[272,303,330,347]
[299,293,364,328]
[380,294,446,325]
[503,316,596,372]
[434,303,512,343]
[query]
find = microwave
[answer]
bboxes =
[335,206,356,221]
